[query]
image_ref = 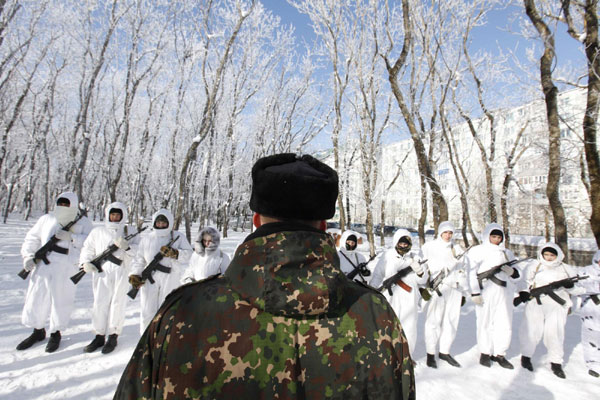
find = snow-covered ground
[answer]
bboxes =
[0,217,598,399]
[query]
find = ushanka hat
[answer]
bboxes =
[250,153,339,220]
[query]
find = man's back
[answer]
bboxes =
[114,225,415,399]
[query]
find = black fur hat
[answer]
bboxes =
[250,153,339,220]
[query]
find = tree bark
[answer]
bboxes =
[383,0,449,232]
[524,0,569,260]
[581,0,600,247]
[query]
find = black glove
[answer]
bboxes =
[513,291,531,307]
[461,296,466,307]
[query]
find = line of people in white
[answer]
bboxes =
[15,192,600,379]
[16,193,229,354]
[337,222,600,379]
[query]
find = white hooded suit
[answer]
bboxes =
[421,221,467,356]
[130,209,192,333]
[518,242,582,365]
[337,230,369,283]
[21,192,93,333]
[181,226,230,284]
[465,223,519,357]
[79,202,140,336]
[370,229,428,354]
[576,249,600,373]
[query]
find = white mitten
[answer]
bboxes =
[23,258,36,272]
[55,229,72,241]
[194,242,203,254]
[471,294,483,305]
[82,262,98,273]
[501,265,514,276]
[114,236,129,250]
[410,259,424,275]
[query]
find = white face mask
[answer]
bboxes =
[54,206,77,226]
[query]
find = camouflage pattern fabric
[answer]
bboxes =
[114,229,415,399]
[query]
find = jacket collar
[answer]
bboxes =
[226,228,344,317]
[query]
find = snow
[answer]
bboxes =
[0,217,598,399]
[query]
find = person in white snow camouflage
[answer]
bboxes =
[337,230,370,283]
[79,202,141,354]
[17,191,93,352]
[465,223,520,369]
[517,242,585,378]
[421,221,468,368]
[370,228,428,356]
[128,209,192,334]
[575,249,600,378]
[181,226,230,284]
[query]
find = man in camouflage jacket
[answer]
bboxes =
[114,153,415,399]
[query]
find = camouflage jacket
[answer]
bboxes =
[114,225,415,400]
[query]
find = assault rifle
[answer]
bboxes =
[70,226,147,284]
[420,246,472,301]
[379,258,427,295]
[476,258,528,290]
[513,275,588,307]
[127,235,179,299]
[18,207,87,280]
[346,253,377,281]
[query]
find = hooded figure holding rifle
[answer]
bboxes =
[370,228,427,356]
[576,249,600,378]
[17,191,92,353]
[420,221,468,369]
[337,230,370,283]
[128,208,192,334]
[78,202,141,354]
[517,242,585,378]
[465,223,521,369]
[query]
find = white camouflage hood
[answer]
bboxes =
[152,208,173,237]
[339,230,360,252]
[482,223,505,248]
[53,191,79,226]
[537,241,564,268]
[105,201,127,232]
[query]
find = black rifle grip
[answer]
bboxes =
[70,269,86,284]
[18,269,30,280]
[127,287,139,299]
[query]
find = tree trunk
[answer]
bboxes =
[418,173,427,246]
[384,0,448,228]
[524,0,569,260]
[582,0,600,248]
